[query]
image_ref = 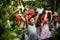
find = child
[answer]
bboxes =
[40,10,51,40]
[27,12,40,40]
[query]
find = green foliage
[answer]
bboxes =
[57,9,60,16]
[52,27,60,40]
[17,27,27,34]
[1,0,60,40]
[22,0,46,9]
[57,4,60,16]
[0,0,20,40]
[1,30,20,40]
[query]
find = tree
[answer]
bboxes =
[0,0,21,40]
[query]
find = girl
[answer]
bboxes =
[40,10,51,40]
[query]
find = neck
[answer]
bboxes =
[29,23,34,25]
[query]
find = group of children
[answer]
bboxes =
[17,7,60,40]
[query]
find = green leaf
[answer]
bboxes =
[13,38,20,40]
[10,32,17,37]
[3,14,9,21]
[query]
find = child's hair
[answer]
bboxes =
[31,15,35,18]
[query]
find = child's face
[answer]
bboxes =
[54,17,58,22]
[30,18,35,24]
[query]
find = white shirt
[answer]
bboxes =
[28,24,37,34]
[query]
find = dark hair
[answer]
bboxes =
[31,15,35,18]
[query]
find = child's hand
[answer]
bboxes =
[45,10,52,14]
[45,10,48,14]
[48,11,52,13]
[36,8,44,14]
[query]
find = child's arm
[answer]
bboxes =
[44,10,48,20]
[42,10,48,24]
[25,15,29,29]
[35,8,44,24]
[35,13,40,24]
